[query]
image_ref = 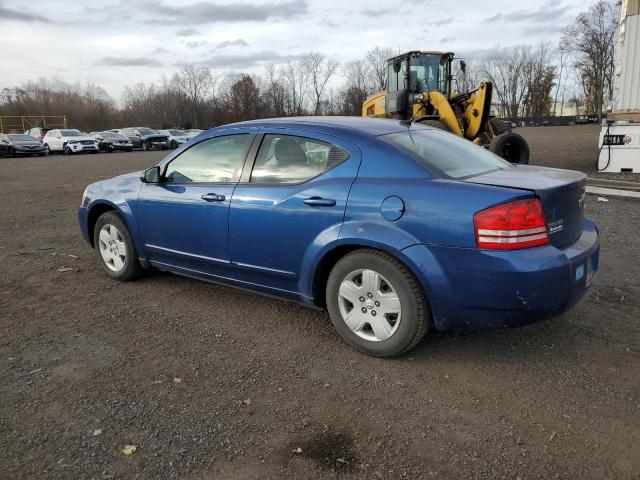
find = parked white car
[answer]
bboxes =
[43,129,99,154]
[184,129,203,139]
[158,129,191,149]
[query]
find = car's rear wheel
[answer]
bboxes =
[93,211,143,282]
[326,249,429,357]
[44,144,51,155]
[171,140,177,149]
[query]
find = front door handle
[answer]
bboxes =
[201,193,226,202]
[303,197,336,207]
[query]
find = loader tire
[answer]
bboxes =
[489,132,530,164]
[489,118,512,135]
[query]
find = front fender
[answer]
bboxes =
[83,177,144,259]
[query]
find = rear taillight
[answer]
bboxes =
[474,198,549,250]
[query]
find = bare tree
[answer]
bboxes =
[305,52,339,115]
[282,58,311,115]
[484,46,532,117]
[522,43,556,117]
[341,59,372,115]
[366,46,394,92]
[175,64,212,127]
[552,41,570,117]
[562,0,618,117]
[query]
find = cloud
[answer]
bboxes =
[185,41,208,49]
[484,0,570,24]
[97,56,163,67]
[439,37,454,44]
[141,0,308,25]
[0,4,53,23]
[426,17,453,26]
[361,7,393,17]
[216,38,249,49]
[176,28,201,37]
[194,50,298,68]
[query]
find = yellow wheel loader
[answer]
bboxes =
[362,51,530,164]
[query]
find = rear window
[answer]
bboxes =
[381,129,512,179]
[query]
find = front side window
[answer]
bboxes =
[139,128,157,135]
[164,134,251,183]
[381,129,511,179]
[250,134,348,184]
[388,60,408,93]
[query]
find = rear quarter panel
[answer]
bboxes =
[340,139,534,249]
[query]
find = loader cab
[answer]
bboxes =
[385,51,453,119]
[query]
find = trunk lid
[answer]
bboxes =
[465,165,586,248]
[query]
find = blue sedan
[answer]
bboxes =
[78,117,600,357]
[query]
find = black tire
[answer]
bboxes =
[325,249,430,357]
[93,211,143,282]
[171,140,177,149]
[63,146,72,155]
[10,148,17,158]
[489,118,512,136]
[44,144,51,155]
[489,132,530,164]
[417,119,449,132]
[142,141,149,151]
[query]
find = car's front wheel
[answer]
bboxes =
[141,141,149,151]
[93,211,143,282]
[326,249,430,357]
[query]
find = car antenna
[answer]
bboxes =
[399,115,416,127]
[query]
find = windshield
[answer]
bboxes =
[8,134,34,141]
[381,129,511,179]
[139,128,157,135]
[61,130,82,137]
[102,132,123,139]
[169,130,186,135]
[409,54,449,94]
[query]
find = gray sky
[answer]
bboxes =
[0,0,588,102]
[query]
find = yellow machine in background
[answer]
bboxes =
[362,51,529,164]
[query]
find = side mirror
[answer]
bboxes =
[141,166,161,184]
[460,60,467,74]
[393,60,401,74]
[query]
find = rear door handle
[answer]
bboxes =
[201,193,226,202]
[303,197,336,207]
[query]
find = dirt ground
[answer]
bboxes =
[1,127,639,479]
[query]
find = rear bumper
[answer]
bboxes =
[400,218,600,331]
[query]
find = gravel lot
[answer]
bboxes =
[1,127,639,479]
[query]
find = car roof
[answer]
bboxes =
[225,116,428,138]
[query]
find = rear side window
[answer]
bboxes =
[164,134,251,183]
[381,129,511,179]
[251,134,349,184]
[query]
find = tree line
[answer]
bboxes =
[0,1,618,132]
